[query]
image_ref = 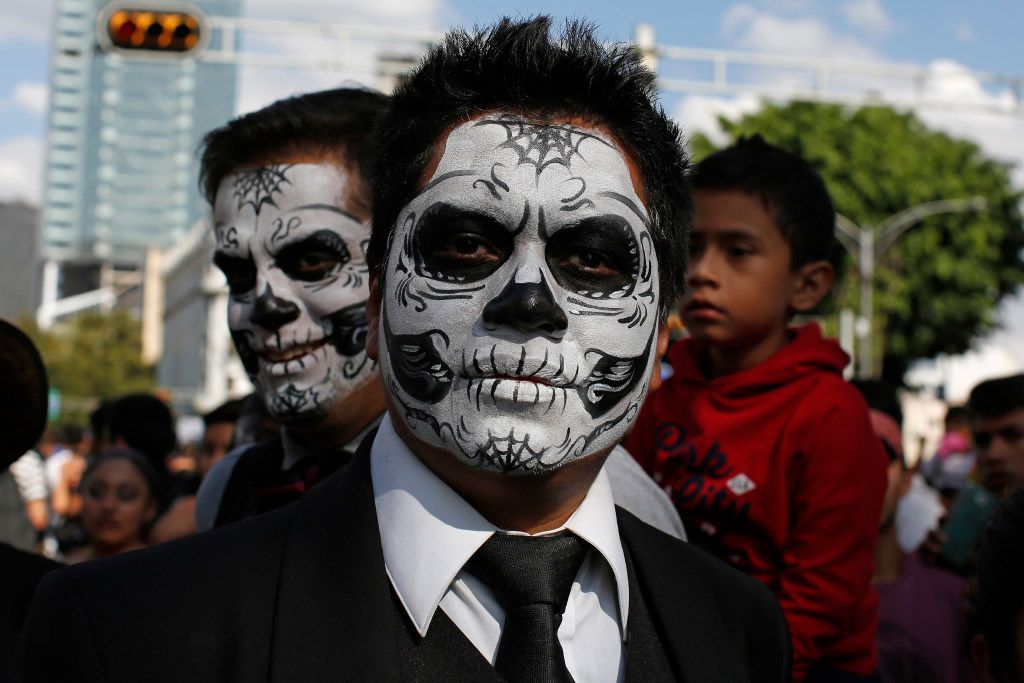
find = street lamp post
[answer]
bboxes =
[834,197,987,378]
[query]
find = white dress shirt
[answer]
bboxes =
[372,414,629,682]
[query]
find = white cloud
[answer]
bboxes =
[721,3,878,60]
[0,136,44,205]
[675,94,762,146]
[0,0,53,43]
[13,81,47,115]
[234,0,449,115]
[841,0,893,36]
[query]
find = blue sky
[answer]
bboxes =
[3,0,1024,204]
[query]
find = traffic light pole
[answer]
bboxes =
[834,197,987,378]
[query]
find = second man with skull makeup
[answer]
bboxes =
[194,88,391,528]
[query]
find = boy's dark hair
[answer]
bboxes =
[693,135,836,269]
[973,487,1024,682]
[968,374,1024,419]
[203,398,245,428]
[368,16,692,318]
[199,87,390,214]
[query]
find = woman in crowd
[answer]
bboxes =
[64,448,159,564]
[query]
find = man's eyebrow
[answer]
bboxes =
[595,191,650,227]
[292,203,362,223]
[417,169,479,196]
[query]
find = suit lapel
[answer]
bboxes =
[269,432,406,680]
[617,507,749,682]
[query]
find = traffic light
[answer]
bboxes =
[104,7,203,53]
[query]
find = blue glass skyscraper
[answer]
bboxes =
[42,0,240,297]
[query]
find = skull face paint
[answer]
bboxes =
[213,163,376,422]
[380,114,659,474]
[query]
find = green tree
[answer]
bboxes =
[690,101,1024,384]
[18,310,155,424]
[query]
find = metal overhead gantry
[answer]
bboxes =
[186,18,1023,118]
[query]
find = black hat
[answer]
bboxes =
[0,318,49,468]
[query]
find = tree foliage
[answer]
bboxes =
[690,101,1024,383]
[18,310,155,424]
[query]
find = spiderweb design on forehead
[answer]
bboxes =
[475,116,611,178]
[232,164,293,215]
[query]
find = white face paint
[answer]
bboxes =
[213,162,376,423]
[380,114,660,474]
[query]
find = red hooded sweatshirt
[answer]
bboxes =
[625,323,887,680]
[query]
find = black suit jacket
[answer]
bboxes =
[15,435,790,681]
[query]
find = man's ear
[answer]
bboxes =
[365,275,381,361]
[789,260,835,313]
[647,322,670,393]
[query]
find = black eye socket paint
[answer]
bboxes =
[414,203,514,283]
[545,214,640,297]
[275,230,353,281]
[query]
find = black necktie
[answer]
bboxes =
[465,533,590,682]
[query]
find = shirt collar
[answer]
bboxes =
[280,413,383,470]
[371,413,630,639]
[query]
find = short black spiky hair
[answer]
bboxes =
[693,135,837,269]
[368,16,692,318]
[199,87,389,213]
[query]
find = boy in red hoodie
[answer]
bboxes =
[626,136,887,681]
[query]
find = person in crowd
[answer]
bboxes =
[16,18,788,679]
[193,85,685,540]
[968,374,1024,498]
[0,319,62,676]
[923,405,976,510]
[49,427,89,554]
[63,448,160,564]
[625,135,887,681]
[852,380,976,683]
[971,488,1024,683]
[920,374,1024,575]
[40,427,69,494]
[151,398,245,543]
[100,393,177,512]
[8,448,48,538]
[197,398,245,477]
[50,427,87,512]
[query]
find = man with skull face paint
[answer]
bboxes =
[360,17,788,682]
[193,88,389,528]
[15,19,787,680]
